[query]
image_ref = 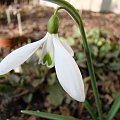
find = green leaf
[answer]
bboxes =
[23,93,33,103]
[106,51,119,59]
[65,95,73,104]
[47,73,56,85]
[31,79,44,87]
[87,28,100,43]
[47,83,64,108]
[75,52,86,63]
[84,100,97,120]
[21,110,78,120]
[90,44,98,57]
[95,69,106,81]
[106,93,120,120]
[8,74,20,86]
[99,43,111,58]
[10,116,23,120]
[107,61,120,71]
[0,84,13,93]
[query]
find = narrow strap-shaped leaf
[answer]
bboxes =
[106,93,120,120]
[84,100,97,120]
[21,110,78,120]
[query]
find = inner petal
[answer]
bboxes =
[43,52,53,66]
[38,33,54,68]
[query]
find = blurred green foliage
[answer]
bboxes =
[72,28,120,80]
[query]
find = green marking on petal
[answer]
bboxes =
[43,52,52,66]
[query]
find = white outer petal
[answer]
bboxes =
[53,34,74,56]
[0,34,48,75]
[53,37,85,102]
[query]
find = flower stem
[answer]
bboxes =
[44,0,103,120]
[54,7,64,15]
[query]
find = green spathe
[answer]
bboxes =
[47,14,59,34]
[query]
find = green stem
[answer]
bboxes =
[54,7,64,15]
[44,0,103,120]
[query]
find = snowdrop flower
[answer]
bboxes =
[0,14,85,102]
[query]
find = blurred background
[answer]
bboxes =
[0,0,120,120]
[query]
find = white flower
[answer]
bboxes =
[0,32,85,102]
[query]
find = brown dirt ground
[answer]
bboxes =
[0,5,120,41]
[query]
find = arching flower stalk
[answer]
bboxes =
[0,14,85,102]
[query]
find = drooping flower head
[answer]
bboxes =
[0,13,85,102]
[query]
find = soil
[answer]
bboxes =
[0,5,120,42]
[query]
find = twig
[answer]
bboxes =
[14,89,30,99]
